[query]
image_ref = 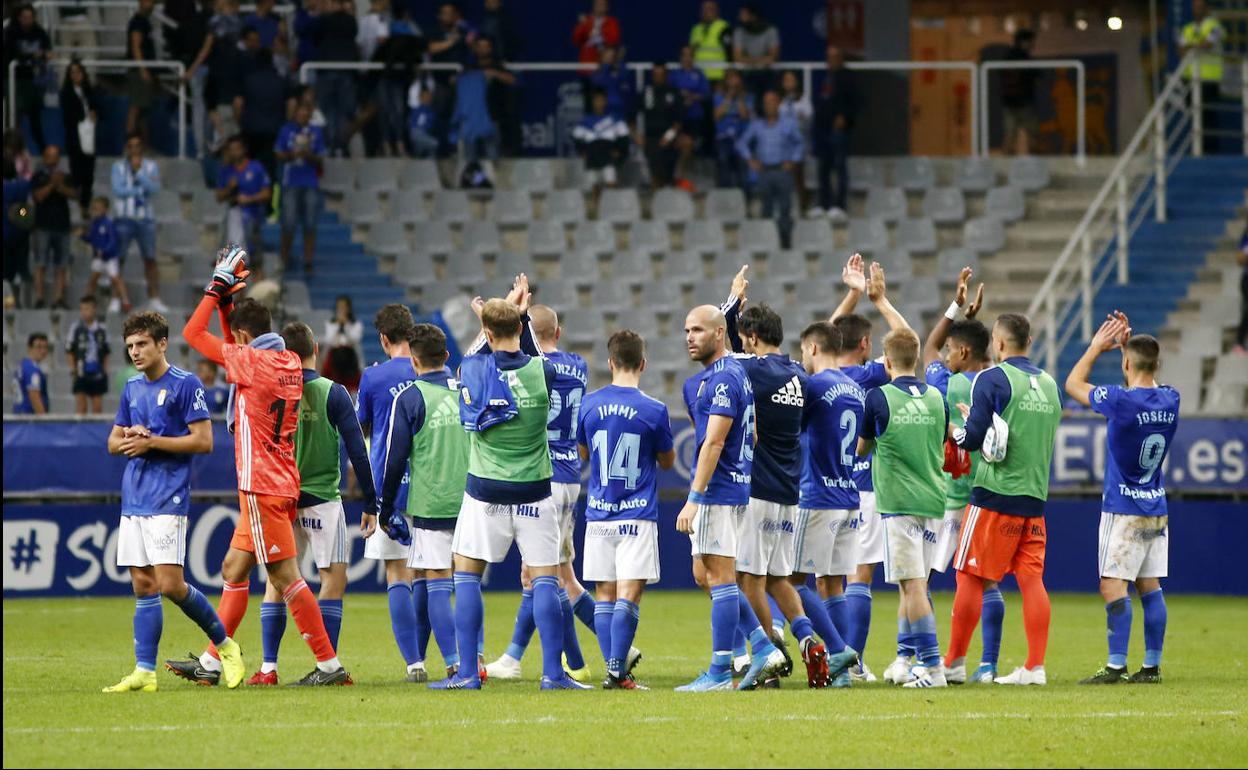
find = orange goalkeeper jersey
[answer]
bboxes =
[222,344,304,499]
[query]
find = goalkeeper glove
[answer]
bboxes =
[205,244,250,304]
[380,510,412,547]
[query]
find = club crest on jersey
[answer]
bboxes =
[157,388,168,407]
[460,386,472,405]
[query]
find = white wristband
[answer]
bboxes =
[944,301,960,320]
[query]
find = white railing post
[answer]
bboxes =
[1074,60,1086,167]
[1191,64,1203,158]
[1044,292,1057,373]
[1080,231,1093,341]
[1153,107,1166,222]
[1115,174,1129,284]
[7,61,17,130]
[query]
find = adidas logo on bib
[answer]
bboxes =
[894,395,938,426]
[1019,376,1055,414]
[772,376,805,407]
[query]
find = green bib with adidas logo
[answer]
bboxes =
[944,371,976,509]
[871,382,947,519]
[467,358,554,484]
[407,379,471,520]
[972,362,1061,502]
[294,376,341,502]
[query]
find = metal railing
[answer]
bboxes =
[7,58,187,158]
[300,58,984,156]
[1026,53,1248,374]
[980,59,1085,166]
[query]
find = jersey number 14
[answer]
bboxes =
[591,430,642,490]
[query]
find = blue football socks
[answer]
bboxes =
[1140,588,1166,668]
[133,594,163,672]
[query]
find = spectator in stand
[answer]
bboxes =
[322,294,363,391]
[637,62,682,190]
[14,333,50,415]
[126,0,159,142]
[574,89,629,207]
[736,90,803,250]
[371,11,424,158]
[197,358,230,414]
[477,37,521,157]
[689,0,731,86]
[294,84,329,128]
[56,0,97,54]
[4,5,53,150]
[778,70,812,213]
[82,195,132,314]
[670,45,711,191]
[184,0,245,153]
[1001,29,1039,156]
[238,26,264,78]
[59,61,99,213]
[235,48,289,180]
[216,135,272,276]
[733,4,779,103]
[572,0,620,74]
[429,2,477,150]
[4,131,34,180]
[357,0,392,61]
[276,101,325,274]
[165,0,212,158]
[408,87,439,157]
[713,68,753,191]
[811,45,857,223]
[480,0,521,64]
[3,157,34,296]
[452,40,510,179]
[244,0,290,73]
[111,134,166,312]
[292,0,323,72]
[314,0,361,156]
[31,145,78,310]
[589,45,633,120]
[66,294,110,415]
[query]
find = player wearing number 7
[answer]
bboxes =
[1065,312,1178,685]
[172,246,349,686]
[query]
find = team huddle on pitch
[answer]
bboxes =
[101,246,1179,693]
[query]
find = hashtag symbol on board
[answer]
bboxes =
[10,529,42,573]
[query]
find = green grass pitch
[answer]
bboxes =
[3,590,1245,768]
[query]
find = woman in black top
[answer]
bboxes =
[59,60,99,212]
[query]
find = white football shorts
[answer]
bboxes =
[295,500,349,569]
[407,527,455,571]
[1098,512,1168,580]
[551,482,580,564]
[116,514,188,568]
[737,498,796,577]
[853,490,885,565]
[452,492,561,567]
[793,507,859,578]
[582,519,660,583]
[689,504,745,559]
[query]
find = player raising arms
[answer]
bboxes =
[675,303,787,692]
[857,328,951,688]
[794,320,866,688]
[922,269,1006,684]
[103,311,244,692]
[434,282,588,691]
[487,304,598,683]
[171,246,347,686]
[356,304,428,682]
[1066,312,1178,685]
[379,323,469,680]
[576,330,676,689]
[828,253,912,682]
[947,313,1061,686]
[248,322,377,685]
[721,266,854,688]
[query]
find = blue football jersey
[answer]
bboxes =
[13,358,47,414]
[356,357,417,512]
[840,360,889,492]
[577,384,674,521]
[115,366,211,516]
[545,350,588,484]
[800,368,865,510]
[1090,384,1180,516]
[683,356,755,506]
[735,353,807,505]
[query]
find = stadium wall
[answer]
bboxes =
[4,416,1244,598]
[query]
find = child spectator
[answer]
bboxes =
[408,87,438,157]
[82,196,132,314]
[14,333,50,414]
[573,89,629,206]
[65,294,110,414]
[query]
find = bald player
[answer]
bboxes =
[675,304,787,691]
[488,304,600,682]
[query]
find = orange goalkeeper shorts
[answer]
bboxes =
[952,505,1046,582]
[231,491,298,563]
